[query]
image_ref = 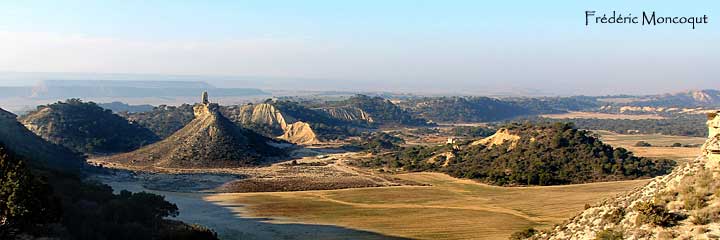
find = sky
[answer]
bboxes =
[0,0,718,95]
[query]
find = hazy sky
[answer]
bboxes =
[0,0,718,95]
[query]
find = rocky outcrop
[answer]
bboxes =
[703,111,720,162]
[223,103,320,145]
[279,121,319,145]
[318,107,374,123]
[223,103,291,131]
[530,110,720,240]
[102,93,282,168]
[470,128,521,149]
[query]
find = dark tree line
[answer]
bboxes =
[0,143,218,240]
[355,123,675,186]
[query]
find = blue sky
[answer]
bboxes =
[0,0,717,95]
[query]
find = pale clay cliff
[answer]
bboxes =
[223,102,320,145]
[318,107,374,123]
[531,111,720,240]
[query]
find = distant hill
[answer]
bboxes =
[357,122,674,186]
[19,99,160,154]
[403,96,531,122]
[600,89,720,107]
[0,107,85,170]
[98,101,154,113]
[103,96,283,168]
[320,94,430,127]
[120,104,196,138]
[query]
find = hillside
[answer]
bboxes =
[19,99,159,154]
[121,104,195,138]
[0,107,85,170]
[526,111,720,239]
[0,136,217,240]
[320,94,429,126]
[598,89,720,108]
[404,96,531,122]
[355,122,674,186]
[102,94,282,168]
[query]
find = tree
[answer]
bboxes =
[0,144,59,237]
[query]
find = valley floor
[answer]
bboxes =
[205,173,646,240]
[91,131,702,240]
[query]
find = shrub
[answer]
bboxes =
[509,227,537,240]
[634,201,683,227]
[690,207,720,225]
[602,208,626,225]
[634,141,652,147]
[595,229,623,240]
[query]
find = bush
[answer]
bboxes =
[634,201,683,227]
[690,207,720,225]
[634,141,652,147]
[509,227,537,240]
[602,208,625,225]
[595,229,623,240]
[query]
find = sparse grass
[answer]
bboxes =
[207,173,647,240]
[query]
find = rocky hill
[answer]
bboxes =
[0,107,85,170]
[102,93,283,168]
[525,111,720,239]
[19,99,160,154]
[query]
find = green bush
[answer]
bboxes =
[509,227,537,240]
[595,229,623,240]
[634,201,683,227]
